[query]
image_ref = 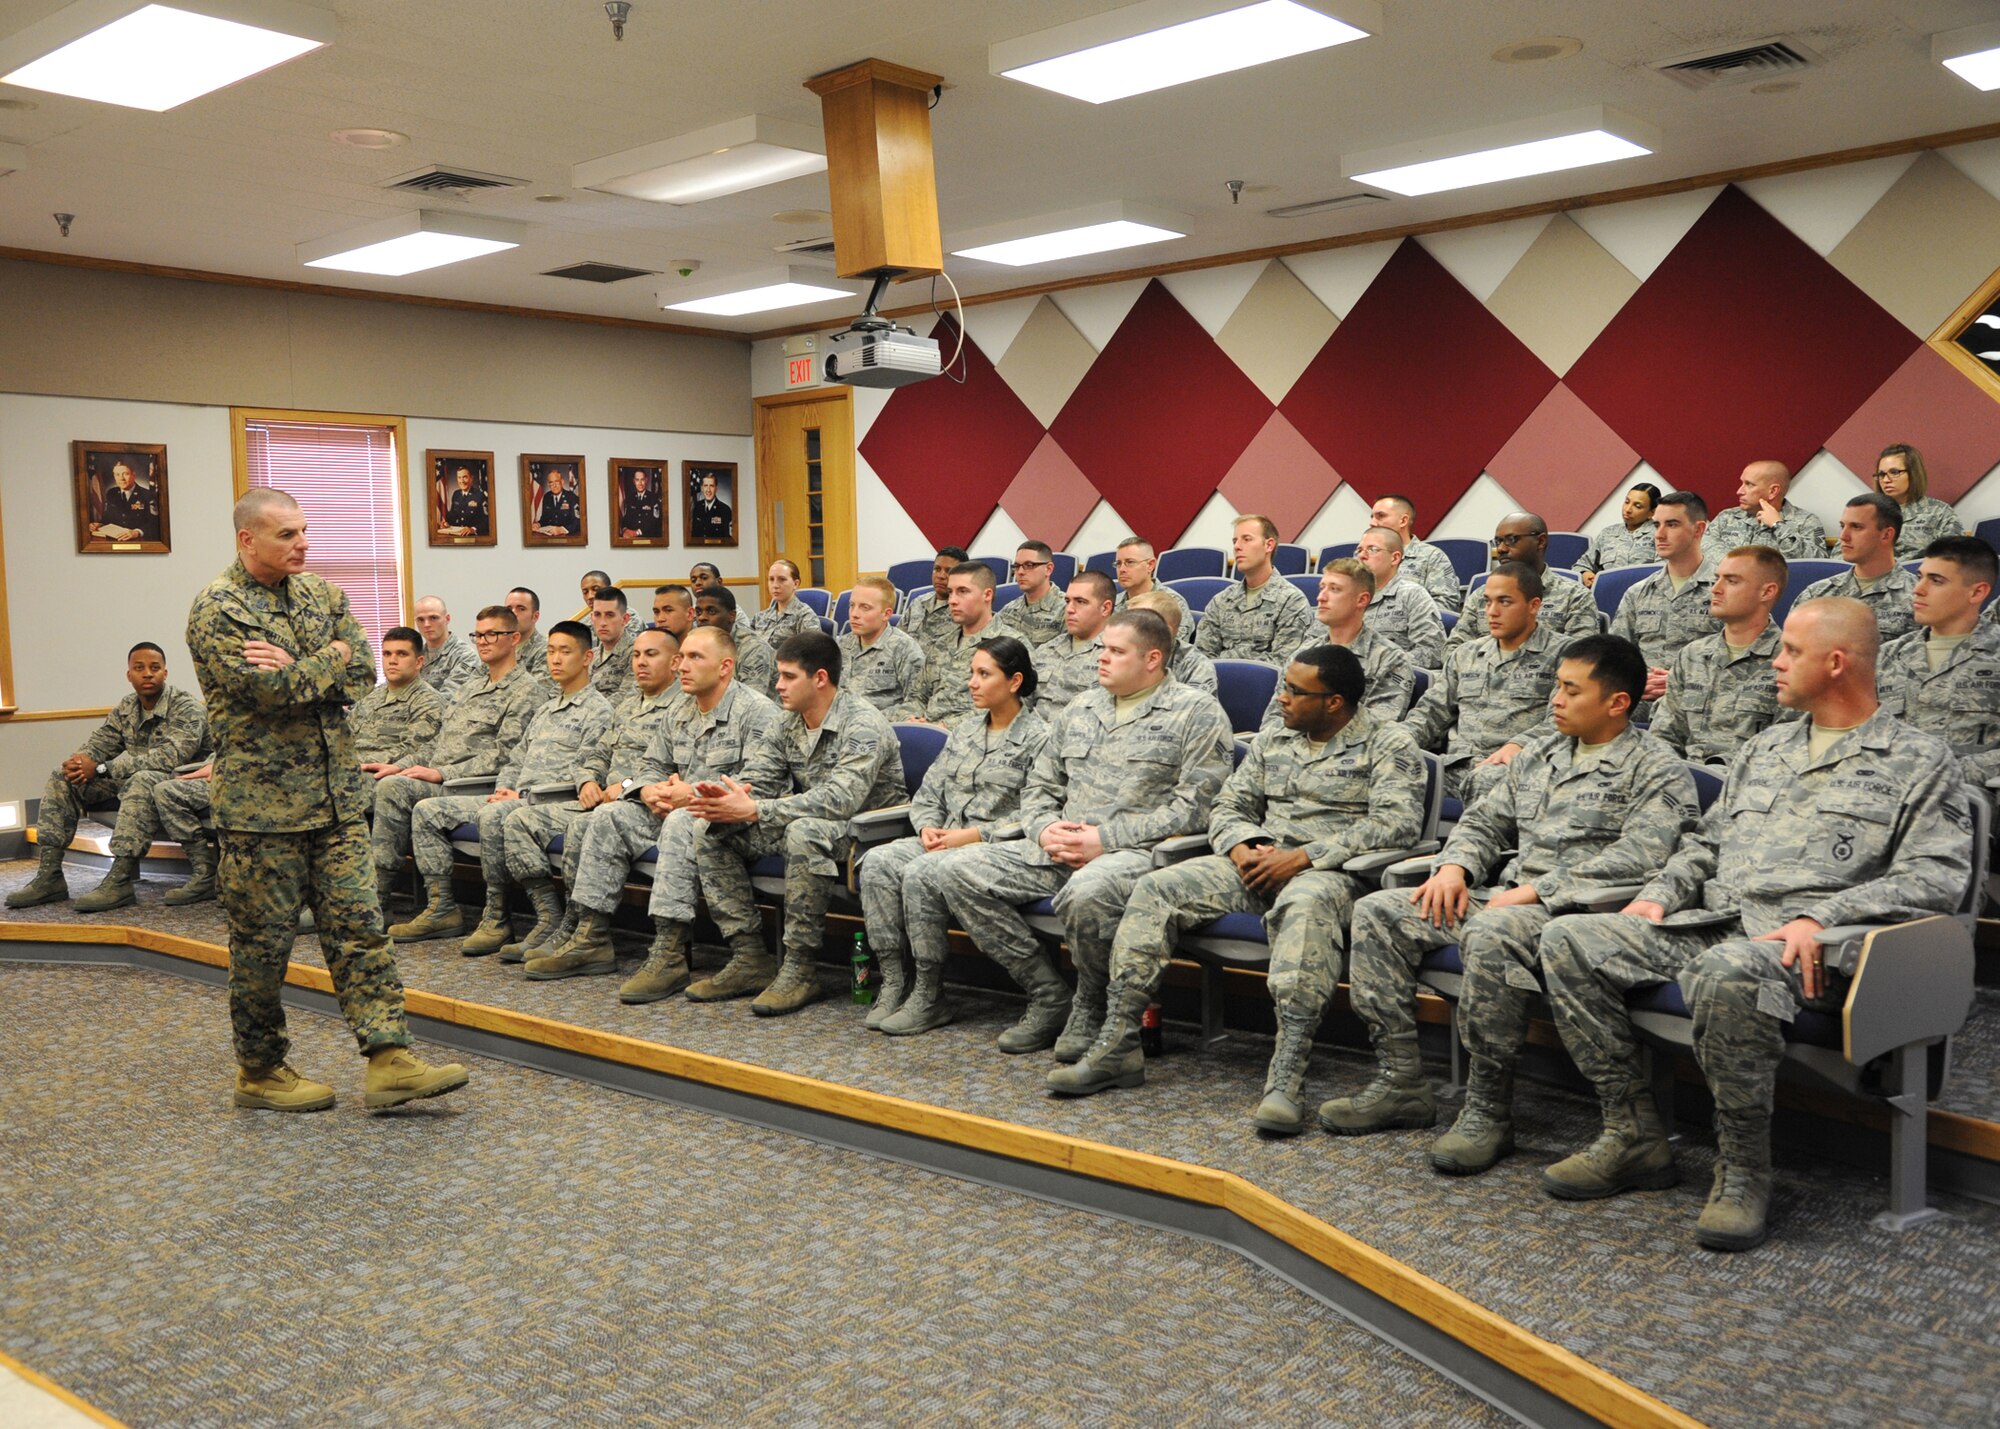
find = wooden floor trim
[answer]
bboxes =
[0,1346,129,1429]
[0,918,1701,1429]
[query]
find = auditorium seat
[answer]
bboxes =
[887,559,934,602]
[796,588,831,618]
[1166,576,1233,614]
[1773,560,1849,622]
[1432,538,1489,587]
[1590,562,1660,622]
[972,555,1011,586]
[1158,546,1227,581]
[1544,532,1590,569]
[830,590,851,631]
[1975,516,1999,553]
[1212,661,1278,735]
[1271,544,1310,575]
[993,582,1022,612]
[1083,550,1118,577]
[846,723,953,881]
[1286,574,1320,604]
[1049,552,1078,588]
[1316,541,1357,569]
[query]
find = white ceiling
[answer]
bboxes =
[0,0,1996,337]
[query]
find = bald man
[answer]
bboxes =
[1534,598,1972,1252]
[413,595,481,697]
[1701,461,1831,562]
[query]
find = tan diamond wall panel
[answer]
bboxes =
[1215,260,1339,404]
[1828,152,2000,337]
[994,298,1099,428]
[1485,215,1641,378]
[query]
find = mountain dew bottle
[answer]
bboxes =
[851,931,875,1005]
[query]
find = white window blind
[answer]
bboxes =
[243,420,403,669]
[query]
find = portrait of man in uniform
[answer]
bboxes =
[425,449,496,547]
[73,441,170,553]
[611,459,667,546]
[523,455,588,547]
[685,461,738,547]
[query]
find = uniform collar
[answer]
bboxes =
[1547,722,1641,780]
[1772,704,1898,773]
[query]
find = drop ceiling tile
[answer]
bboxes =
[1416,215,1553,303]
[1825,344,2000,504]
[998,434,1102,551]
[994,298,1099,428]
[1215,258,1339,403]
[1828,151,2000,337]
[1484,382,1642,534]
[1484,214,1639,377]
[1217,411,1343,541]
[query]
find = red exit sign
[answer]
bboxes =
[785,355,816,387]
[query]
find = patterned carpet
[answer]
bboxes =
[0,963,1510,1429]
[8,859,2000,1428]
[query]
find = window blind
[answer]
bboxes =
[242,421,403,671]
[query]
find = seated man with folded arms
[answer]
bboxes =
[1401,562,1565,805]
[1111,537,1193,642]
[1194,514,1318,666]
[675,631,906,1015]
[1536,599,1971,1251]
[368,605,551,911]
[1649,546,1794,765]
[1794,493,1917,642]
[1608,491,1721,710]
[1702,460,1831,562]
[909,561,998,724]
[1450,513,1599,652]
[837,576,926,718]
[937,610,1233,1057]
[531,626,777,992]
[391,621,609,951]
[413,595,481,697]
[993,541,1066,648]
[586,587,637,701]
[693,584,777,697]
[1258,559,1414,729]
[1353,526,1445,669]
[1126,590,1216,695]
[10,642,209,912]
[1879,536,2000,786]
[498,626,680,965]
[904,546,969,656]
[1052,645,1425,1131]
[1326,635,1695,1151]
[865,636,1051,1034]
[1031,570,1116,715]
[650,583,695,643]
[1369,493,1463,613]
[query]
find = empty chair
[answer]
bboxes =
[1271,544,1310,575]
[1432,538,1489,587]
[1212,660,1278,735]
[1049,552,1078,588]
[795,587,831,618]
[1166,576,1234,614]
[1544,532,1590,569]
[887,559,935,601]
[1590,562,1661,622]
[972,554,1011,585]
[993,581,1023,612]
[830,589,852,630]
[1773,559,1848,623]
[1317,541,1358,569]
[1286,574,1320,604]
[1083,550,1118,577]
[1158,546,1227,581]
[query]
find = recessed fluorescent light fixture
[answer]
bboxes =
[1935,21,2000,91]
[950,201,1188,266]
[574,116,827,205]
[0,0,332,111]
[991,0,1379,104]
[298,210,524,277]
[1344,105,1657,197]
[658,265,859,317]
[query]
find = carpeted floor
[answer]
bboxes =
[8,858,2000,1428]
[0,963,1511,1429]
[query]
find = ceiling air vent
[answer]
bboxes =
[1649,37,1821,90]
[1266,192,1388,219]
[543,261,658,284]
[774,235,839,258]
[383,164,526,194]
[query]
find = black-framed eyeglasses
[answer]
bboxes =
[1011,560,1050,571]
[1877,467,1910,478]
[1281,683,1334,700]
[472,630,515,643]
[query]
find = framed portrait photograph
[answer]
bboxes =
[684,460,738,547]
[522,454,589,547]
[73,441,170,554]
[609,458,668,548]
[426,449,497,547]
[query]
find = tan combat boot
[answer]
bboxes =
[5,847,69,908]
[1696,1109,1773,1251]
[995,953,1072,1054]
[879,963,952,1036]
[498,879,565,963]
[388,883,463,942]
[1318,1035,1436,1134]
[164,841,219,906]
[865,945,909,1030]
[1051,968,1108,1064]
[619,921,691,1003]
[525,908,618,980]
[73,855,140,913]
[363,1048,470,1110]
[1430,1060,1516,1175]
[1542,1094,1679,1199]
[1047,983,1149,1096]
[750,947,824,1016]
[458,891,514,957]
[235,1062,336,1112]
[1250,1008,1319,1135]
[685,931,779,1002]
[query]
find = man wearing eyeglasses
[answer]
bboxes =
[994,540,1065,648]
[1112,537,1192,644]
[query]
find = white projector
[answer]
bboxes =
[823,325,942,388]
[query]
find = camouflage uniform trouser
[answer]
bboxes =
[410,795,509,892]
[697,817,850,954]
[1109,855,1361,1018]
[563,798,665,915]
[37,768,171,859]
[1347,887,1551,1046]
[1540,912,1783,1114]
[370,775,445,875]
[499,801,583,885]
[151,776,213,847]
[855,836,960,969]
[937,843,1155,982]
[218,820,410,1068]
[1441,759,1508,809]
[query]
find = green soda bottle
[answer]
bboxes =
[851,930,875,1005]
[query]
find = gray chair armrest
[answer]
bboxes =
[173,760,210,776]
[443,776,496,795]
[1342,840,1441,877]
[1820,915,1976,1064]
[1153,834,1211,867]
[1382,854,1439,888]
[526,782,575,805]
[850,805,915,842]
[1579,883,1646,912]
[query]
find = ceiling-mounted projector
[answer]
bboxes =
[823,319,941,389]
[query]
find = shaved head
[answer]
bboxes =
[1744,460,1791,490]
[1793,596,1879,674]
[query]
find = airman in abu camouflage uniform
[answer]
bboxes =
[937,610,1233,1059]
[1327,635,1695,1166]
[1353,527,1446,669]
[678,632,906,1016]
[1878,536,2000,784]
[1448,515,1599,653]
[1366,495,1464,614]
[1648,546,1796,766]
[1053,646,1425,1133]
[185,489,465,1113]
[1575,489,1659,578]
[1031,571,1116,716]
[413,596,481,697]
[586,592,638,702]
[1123,591,1215,697]
[1191,516,1318,666]
[394,623,611,953]
[9,642,208,912]
[836,577,926,718]
[994,585,1066,648]
[1700,461,1831,562]
[1793,495,1918,643]
[865,636,1051,1035]
[1536,600,1971,1251]
[1256,562,1416,730]
[910,562,1001,724]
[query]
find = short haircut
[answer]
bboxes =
[1920,535,1998,591]
[1725,545,1789,598]
[1015,539,1053,561]
[634,626,677,651]
[1233,513,1279,542]
[975,635,1039,700]
[1124,590,1183,636]
[1846,491,1903,537]
[476,604,518,631]
[654,583,691,602]
[1116,535,1154,555]
[1070,570,1115,603]
[853,576,898,606]
[1376,494,1417,519]
[1877,443,1930,502]
[548,619,592,651]
[1558,633,1646,706]
[700,584,738,614]
[776,629,842,685]
[1362,524,1404,553]
[381,626,424,655]
[508,586,541,612]
[691,561,722,580]
[1486,560,1543,602]
[1322,556,1375,596]
[773,558,801,581]
[414,594,448,614]
[1656,490,1708,523]
[936,546,969,563]
[1629,482,1663,507]
[949,560,997,590]
[127,641,164,660]
[1107,607,1172,656]
[592,586,629,611]
[232,486,298,532]
[1292,643,1365,710]
[582,569,610,587]
[687,623,737,660]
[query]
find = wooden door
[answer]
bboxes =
[754,389,856,594]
